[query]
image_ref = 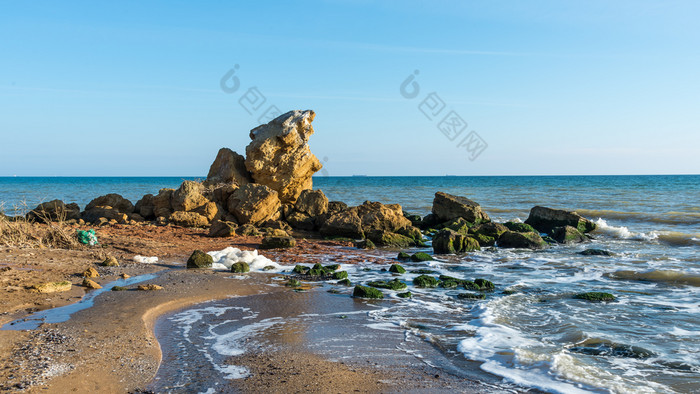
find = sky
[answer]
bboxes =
[1,0,699,176]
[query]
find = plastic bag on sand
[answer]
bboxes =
[134,255,159,264]
[207,247,282,271]
[77,229,98,246]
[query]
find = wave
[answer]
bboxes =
[576,209,700,226]
[592,219,700,246]
[607,269,700,287]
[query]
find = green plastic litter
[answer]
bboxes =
[77,229,98,246]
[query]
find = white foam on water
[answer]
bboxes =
[593,218,658,241]
[207,247,287,272]
[208,317,283,357]
[670,327,700,337]
[133,255,158,264]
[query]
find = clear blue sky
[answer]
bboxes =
[1,0,698,176]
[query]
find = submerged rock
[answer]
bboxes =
[245,110,322,203]
[367,278,408,291]
[187,250,213,269]
[332,271,348,280]
[573,292,616,302]
[337,278,352,286]
[432,192,490,224]
[353,285,384,299]
[497,231,547,249]
[397,291,412,298]
[579,249,615,256]
[525,206,596,234]
[457,292,486,300]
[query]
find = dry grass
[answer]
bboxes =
[0,202,82,249]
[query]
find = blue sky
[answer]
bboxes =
[1,0,698,176]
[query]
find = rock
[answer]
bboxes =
[155,216,168,226]
[420,213,442,229]
[356,201,412,233]
[203,148,253,187]
[262,228,289,237]
[410,252,433,262]
[208,220,238,237]
[231,262,250,273]
[294,189,329,217]
[137,284,163,291]
[153,189,175,218]
[457,292,486,300]
[320,209,364,239]
[353,285,384,299]
[338,278,352,286]
[474,278,495,291]
[397,291,412,298]
[171,181,208,212]
[26,200,81,222]
[498,231,547,249]
[245,110,322,203]
[168,211,209,228]
[260,219,292,231]
[286,278,301,287]
[413,275,440,288]
[128,213,145,222]
[238,223,260,236]
[396,252,411,261]
[441,217,472,234]
[432,192,490,224]
[574,292,615,302]
[525,206,596,234]
[134,194,155,219]
[193,201,218,221]
[328,201,348,214]
[473,233,496,247]
[102,256,119,267]
[82,278,102,289]
[285,211,315,230]
[112,286,127,291]
[432,229,480,254]
[260,236,296,249]
[354,239,376,249]
[209,184,238,206]
[120,273,130,279]
[472,222,509,238]
[367,279,407,291]
[551,225,588,244]
[579,249,615,256]
[187,250,213,269]
[365,230,414,247]
[404,213,423,227]
[389,264,406,274]
[86,194,134,213]
[332,271,348,280]
[31,281,72,293]
[504,222,537,233]
[397,225,424,244]
[82,267,99,278]
[227,183,281,225]
[82,207,128,224]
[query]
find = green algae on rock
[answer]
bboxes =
[353,285,384,299]
[574,292,616,302]
[231,262,250,273]
[397,291,412,298]
[367,278,408,291]
[186,250,213,269]
[389,264,406,274]
[410,252,433,262]
[413,275,440,288]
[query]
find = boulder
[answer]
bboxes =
[504,221,537,233]
[410,252,433,262]
[294,189,329,217]
[227,183,281,225]
[356,201,412,233]
[27,200,81,222]
[152,189,174,218]
[134,194,155,219]
[353,285,384,299]
[389,264,406,274]
[260,236,296,249]
[285,211,315,231]
[203,148,253,187]
[525,206,596,234]
[579,249,615,256]
[209,183,238,206]
[471,222,509,238]
[82,278,102,289]
[187,250,213,269]
[320,209,364,239]
[102,256,119,267]
[238,224,260,236]
[328,201,348,214]
[193,201,219,221]
[432,192,490,224]
[86,194,134,213]
[208,220,237,237]
[441,217,472,234]
[82,267,99,278]
[432,229,481,254]
[498,231,547,249]
[354,239,376,249]
[244,110,323,203]
[82,207,128,224]
[231,262,250,273]
[365,230,414,247]
[31,281,72,293]
[171,181,208,212]
[551,225,588,244]
[169,211,209,228]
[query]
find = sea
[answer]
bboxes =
[1,175,699,393]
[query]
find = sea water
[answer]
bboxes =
[2,175,699,392]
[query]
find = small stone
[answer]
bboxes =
[388,264,406,274]
[353,285,384,299]
[82,278,102,289]
[120,273,130,279]
[112,286,127,291]
[410,252,433,262]
[187,250,213,269]
[137,284,163,291]
[574,292,615,302]
[231,262,250,273]
[82,267,99,278]
[102,256,119,267]
[31,281,72,293]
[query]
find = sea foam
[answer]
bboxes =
[207,247,284,272]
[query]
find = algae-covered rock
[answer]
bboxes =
[413,275,440,288]
[354,239,376,249]
[552,225,587,244]
[367,278,407,291]
[441,217,472,234]
[397,291,412,299]
[389,264,406,274]
[32,281,72,293]
[293,265,310,274]
[473,233,496,247]
[504,222,537,233]
[231,262,250,273]
[324,264,340,271]
[525,206,596,234]
[579,249,615,256]
[574,292,616,302]
[365,230,414,247]
[432,229,480,254]
[457,292,486,300]
[238,223,261,236]
[438,275,469,288]
[332,271,348,280]
[471,222,509,238]
[353,285,384,299]
[474,278,495,291]
[286,278,301,287]
[260,236,296,249]
[411,268,438,275]
[337,278,352,286]
[410,252,433,262]
[497,231,547,250]
[82,278,102,289]
[102,256,119,267]
[397,252,411,261]
[187,250,213,269]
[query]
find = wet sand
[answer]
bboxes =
[0,224,494,393]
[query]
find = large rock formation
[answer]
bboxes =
[26,200,81,222]
[245,110,322,204]
[203,148,253,187]
[227,183,281,225]
[432,192,490,225]
[525,206,596,234]
[171,181,209,212]
[85,194,134,213]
